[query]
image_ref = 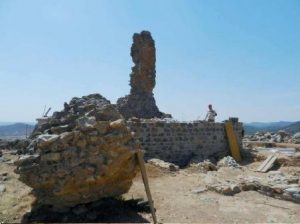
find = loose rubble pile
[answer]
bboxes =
[292,132,300,144]
[205,169,300,203]
[217,156,241,169]
[189,156,241,173]
[244,130,300,144]
[117,31,171,119]
[190,160,217,173]
[147,158,179,171]
[0,139,30,152]
[15,94,138,209]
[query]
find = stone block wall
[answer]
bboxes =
[128,120,243,167]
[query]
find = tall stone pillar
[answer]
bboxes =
[117,31,171,119]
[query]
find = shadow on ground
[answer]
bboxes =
[21,198,150,223]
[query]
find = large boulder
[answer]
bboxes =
[15,94,138,209]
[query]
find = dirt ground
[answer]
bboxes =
[126,164,300,223]
[0,151,300,223]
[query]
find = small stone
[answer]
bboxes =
[192,187,207,194]
[76,116,96,130]
[190,160,217,172]
[230,184,241,194]
[109,119,125,129]
[147,158,179,171]
[221,186,234,195]
[37,134,60,149]
[137,200,149,207]
[217,156,241,169]
[284,187,300,195]
[14,154,40,166]
[0,184,6,193]
[293,193,300,202]
[169,164,179,171]
[60,132,74,142]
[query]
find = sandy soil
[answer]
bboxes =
[126,164,300,223]
[0,151,299,223]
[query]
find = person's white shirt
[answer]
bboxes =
[204,110,217,122]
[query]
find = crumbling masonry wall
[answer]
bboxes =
[128,120,243,167]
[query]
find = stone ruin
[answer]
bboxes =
[15,94,138,209]
[128,119,243,167]
[117,31,171,119]
[15,30,243,209]
[15,30,173,209]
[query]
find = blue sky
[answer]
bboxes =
[0,0,299,122]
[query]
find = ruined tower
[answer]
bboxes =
[117,31,171,119]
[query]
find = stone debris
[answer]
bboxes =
[0,172,8,182]
[284,187,300,201]
[217,156,241,169]
[0,184,6,193]
[191,187,207,194]
[244,130,300,144]
[117,31,171,119]
[190,160,217,173]
[15,94,139,209]
[147,158,179,171]
[292,132,300,144]
[206,170,300,203]
[0,139,30,153]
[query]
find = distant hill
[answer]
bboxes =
[0,122,15,126]
[244,121,300,134]
[283,121,300,134]
[0,123,35,138]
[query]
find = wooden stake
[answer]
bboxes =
[136,150,158,224]
[224,121,242,161]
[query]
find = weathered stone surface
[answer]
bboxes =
[190,160,217,173]
[147,158,179,171]
[217,156,241,169]
[191,187,207,194]
[0,138,30,154]
[15,94,138,208]
[128,119,243,167]
[244,130,300,144]
[292,132,300,144]
[205,170,300,203]
[117,31,171,119]
[0,184,6,193]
